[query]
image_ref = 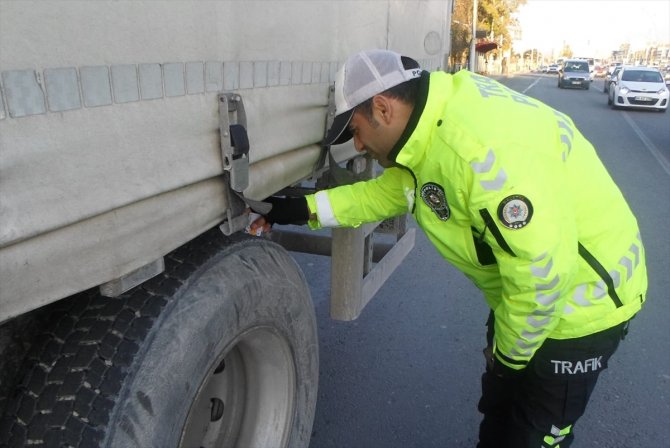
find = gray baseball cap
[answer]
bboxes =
[324,49,422,146]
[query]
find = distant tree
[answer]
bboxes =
[450,0,527,69]
[560,43,573,58]
[450,0,475,68]
[523,48,540,60]
[479,0,526,53]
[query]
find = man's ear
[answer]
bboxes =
[371,95,393,125]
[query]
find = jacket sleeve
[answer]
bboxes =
[304,167,415,229]
[469,147,580,371]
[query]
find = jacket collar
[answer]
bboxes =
[389,71,452,171]
[388,70,431,166]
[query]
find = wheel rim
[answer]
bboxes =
[180,326,296,448]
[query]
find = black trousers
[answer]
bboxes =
[477,316,628,448]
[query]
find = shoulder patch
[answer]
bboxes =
[497,195,533,229]
[420,182,450,221]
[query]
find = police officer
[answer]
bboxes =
[249,49,647,447]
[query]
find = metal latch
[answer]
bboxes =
[219,93,249,192]
[218,93,272,236]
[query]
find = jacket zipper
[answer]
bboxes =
[479,209,516,257]
[578,242,624,308]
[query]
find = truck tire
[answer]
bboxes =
[0,229,318,448]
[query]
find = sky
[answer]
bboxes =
[514,0,670,58]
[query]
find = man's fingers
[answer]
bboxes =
[252,217,267,228]
[246,213,271,236]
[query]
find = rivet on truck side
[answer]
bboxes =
[0,1,452,446]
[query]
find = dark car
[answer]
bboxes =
[558,59,591,89]
[604,67,621,93]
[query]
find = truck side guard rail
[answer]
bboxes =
[272,213,416,321]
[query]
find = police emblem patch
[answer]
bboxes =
[421,183,450,221]
[497,195,533,229]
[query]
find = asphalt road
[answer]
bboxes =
[298,72,670,448]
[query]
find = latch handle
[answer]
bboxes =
[229,124,249,158]
[219,93,249,192]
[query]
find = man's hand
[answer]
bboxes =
[245,196,309,236]
[246,212,271,236]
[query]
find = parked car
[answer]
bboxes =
[608,66,669,112]
[603,67,621,93]
[558,59,591,89]
[547,64,560,74]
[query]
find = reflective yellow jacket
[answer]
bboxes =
[305,70,647,370]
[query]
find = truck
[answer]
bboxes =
[0,1,453,446]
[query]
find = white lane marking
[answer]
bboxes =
[621,111,670,177]
[522,77,542,94]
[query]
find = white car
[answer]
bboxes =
[608,66,669,112]
[547,64,560,74]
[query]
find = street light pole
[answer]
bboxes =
[469,0,477,71]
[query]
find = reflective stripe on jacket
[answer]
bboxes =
[305,70,647,370]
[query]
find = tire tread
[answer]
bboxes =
[0,228,243,447]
